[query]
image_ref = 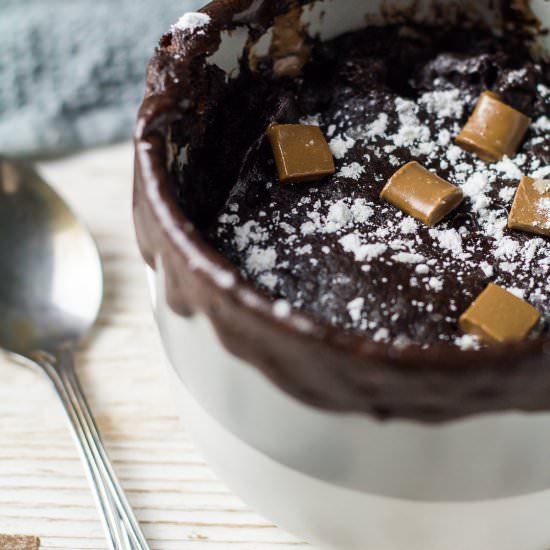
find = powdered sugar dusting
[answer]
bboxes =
[172,12,210,34]
[538,197,550,229]
[329,135,355,159]
[245,246,277,274]
[455,334,481,350]
[337,162,365,180]
[392,252,425,264]
[347,297,365,322]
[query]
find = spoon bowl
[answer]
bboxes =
[0,158,102,356]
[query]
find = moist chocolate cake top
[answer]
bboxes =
[201,24,550,350]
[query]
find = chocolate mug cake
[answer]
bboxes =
[205,23,549,349]
[134,2,550,547]
[135,0,549,421]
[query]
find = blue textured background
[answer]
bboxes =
[0,0,203,157]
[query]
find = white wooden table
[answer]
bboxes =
[0,144,307,550]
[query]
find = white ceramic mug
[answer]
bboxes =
[143,2,550,548]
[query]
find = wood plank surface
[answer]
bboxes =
[0,144,307,550]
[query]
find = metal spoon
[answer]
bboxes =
[0,157,150,550]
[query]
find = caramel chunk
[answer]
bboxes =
[459,283,541,344]
[456,91,531,162]
[270,7,311,78]
[379,161,463,226]
[267,124,335,183]
[508,176,550,237]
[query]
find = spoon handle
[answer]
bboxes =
[33,346,150,550]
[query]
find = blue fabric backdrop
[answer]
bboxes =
[0,0,203,157]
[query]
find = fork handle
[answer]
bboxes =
[33,346,150,550]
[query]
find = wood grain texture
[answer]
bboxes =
[0,144,308,550]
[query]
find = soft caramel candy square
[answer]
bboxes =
[456,91,531,162]
[508,176,550,237]
[267,124,335,183]
[459,283,541,344]
[379,161,463,226]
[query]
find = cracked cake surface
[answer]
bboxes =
[202,24,550,349]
